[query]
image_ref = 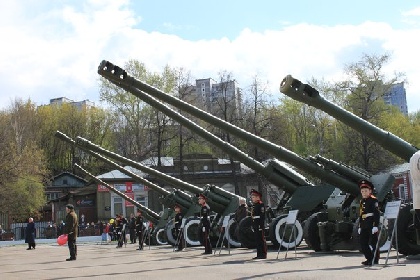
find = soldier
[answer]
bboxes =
[64,204,78,261]
[114,215,124,248]
[198,193,212,254]
[129,213,136,244]
[174,204,184,251]
[357,179,380,266]
[135,209,144,250]
[250,189,267,259]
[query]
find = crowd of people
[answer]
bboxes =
[21,179,383,265]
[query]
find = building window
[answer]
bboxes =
[63,179,68,185]
[135,196,148,210]
[112,197,124,217]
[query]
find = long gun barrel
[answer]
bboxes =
[279,75,418,162]
[55,131,196,212]
[55,131,171,197]
[74,163,160,224]
[74,135,205,196]
[308,154,370,182]
[56,131,245,215]
[96,61,314,194]
[98,60,363,196]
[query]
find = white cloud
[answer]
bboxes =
[402,7,420,17]
[0,1,419,114]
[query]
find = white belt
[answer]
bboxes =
[362,213,373,218]
[252,216,260,219]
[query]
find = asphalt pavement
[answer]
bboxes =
[1,237,419,280]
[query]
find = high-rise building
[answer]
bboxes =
[194,78,242,117]
[49,97,95,110]
[384,82,408,115]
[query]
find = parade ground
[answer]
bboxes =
[1,237,419,280]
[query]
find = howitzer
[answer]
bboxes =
[56,131,245,247]
[99,60,381,250]
[74,135,246,248]
[97,60,398,252]
[97,60,393,197]
[280,75,420,255]
[56,131,196,246]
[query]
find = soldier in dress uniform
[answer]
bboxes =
[198,193,212,254]
[174,204,184,251]
[135,209,144,250]
[250,189,267,259]
[357,179,380,265]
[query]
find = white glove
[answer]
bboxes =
[372,227,378,234]
[358,228,361,234]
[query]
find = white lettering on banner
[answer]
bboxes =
[97,185,109,192]
[114,183,145,192]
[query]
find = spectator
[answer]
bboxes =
[129,213,136,244]
[99,221,104,235]
[25,217,36,250]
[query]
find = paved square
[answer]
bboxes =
[1,239,419,280]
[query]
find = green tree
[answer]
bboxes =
[335,53,406,172]
[0,99,48,221]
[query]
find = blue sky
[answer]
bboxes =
[133,1,415,40]
[1,0,419,112]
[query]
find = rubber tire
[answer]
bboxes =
[184,217,201,247]
[223,218,242,248]
[154,227,168,245]
[269,215,303,249]
[164,219,176,246]
[237,217,257,249]
[394,204,420,255]
[143,228,155,246]
[303,212,321,252]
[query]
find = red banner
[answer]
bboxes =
[125,182,133,193]
[125,192,135,207]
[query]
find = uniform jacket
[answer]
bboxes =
[200,204,211,228]
[251,201,265,230]
[135,216,144,233]
[359,195,380,229]
[174,212,183,230]
[65,210,79,240]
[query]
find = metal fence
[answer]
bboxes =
[7,222,101,241]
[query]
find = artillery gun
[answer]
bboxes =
[280,75,420,255]
[55,131,180,245]
[56,131,245,247]
[96,60,394,251]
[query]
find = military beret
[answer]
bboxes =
[66,204,74,209]
[197,193,207,200]
[174,204,181,209]
[250,189,262,197]
[358,179,374,190]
